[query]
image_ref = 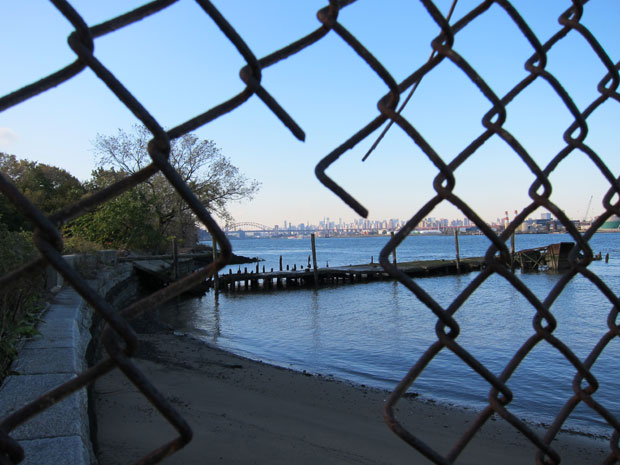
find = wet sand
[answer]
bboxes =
[94,330,610,464]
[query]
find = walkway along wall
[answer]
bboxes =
[0,251,139,465]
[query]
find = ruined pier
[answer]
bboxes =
[216,257,485,292]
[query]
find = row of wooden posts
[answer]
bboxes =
[210,233,322,294]
[216,265,399,292]
[206,230,476,294]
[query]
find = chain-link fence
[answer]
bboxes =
[1,0,619,464]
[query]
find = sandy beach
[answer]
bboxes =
[94,327,611,464]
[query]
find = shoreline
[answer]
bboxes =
[177,332,612,442]
[94,326,611,464]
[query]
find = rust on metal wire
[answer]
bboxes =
[0,0,354,463]
[314,0,620,463]
[1,0,620,464]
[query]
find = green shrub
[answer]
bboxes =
[0,224,44,381]
[62,234,103,255]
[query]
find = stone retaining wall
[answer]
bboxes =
[0,252,135,465]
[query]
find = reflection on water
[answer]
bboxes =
[212,294,221,342]
[158,233,620,436]
[310,289,320,352]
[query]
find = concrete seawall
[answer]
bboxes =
[0,252,136,465]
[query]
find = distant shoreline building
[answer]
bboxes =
[600,214,620,231]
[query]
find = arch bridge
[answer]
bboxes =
[225,222,271,232]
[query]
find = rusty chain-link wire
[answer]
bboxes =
[1,0,619,464]
[315,0,620,464]
[0,1,359,463]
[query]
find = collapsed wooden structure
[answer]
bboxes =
[215,258,486,292]
[514,242,576,272]
[130,242,582,295]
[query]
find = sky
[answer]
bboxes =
[1,0,619,228]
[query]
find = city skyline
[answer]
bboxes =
[1,1,617,227]
[226,210,580,232]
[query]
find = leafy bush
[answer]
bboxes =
[67,187,168,253]
[0,223,44,381]
[62,234,103,255]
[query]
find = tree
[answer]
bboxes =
[0,153,85,231]
[68,170,165,251]
[86,125,259,248]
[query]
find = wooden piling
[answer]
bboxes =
[454,229,461,274]
[279,256,283,271]
[311,233,319,287]
[212,236,219,294]
[212,254,489,295]
[172,238,179,281]
[391,231,397,264]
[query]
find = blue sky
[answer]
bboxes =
[1,1,618,227]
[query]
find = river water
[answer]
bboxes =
[158,233,620,436]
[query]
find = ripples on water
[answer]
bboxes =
[159,233,620,435]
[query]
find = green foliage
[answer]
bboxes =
[68,179,167,252]
[61,235,103,255]
[0,131,261,253]
[90,125,260,246]
[0,152,85,231]
[0,130,260,379]
[0,223,44,381]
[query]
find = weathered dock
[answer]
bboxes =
[216,257,485,292]
[513,241,584,272]
[128,240,584,295]
[128,251,259,294]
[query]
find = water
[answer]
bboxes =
[159,233,620,436]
